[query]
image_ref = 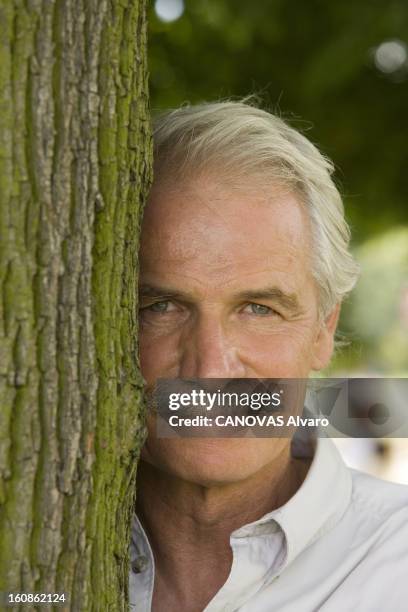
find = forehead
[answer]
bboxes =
[140,175,313,293]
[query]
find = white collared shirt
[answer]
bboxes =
[129,437,408,611]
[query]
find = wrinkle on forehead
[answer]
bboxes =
[147,172,298,221]
[140,174,313,287]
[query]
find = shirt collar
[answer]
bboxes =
[231,437,352,570]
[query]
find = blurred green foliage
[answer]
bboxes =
[148,0,408,242]
[330,227,408,374]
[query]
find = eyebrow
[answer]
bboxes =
[139,283,301,313]
[234,288,301,313]
[139,284,187,300]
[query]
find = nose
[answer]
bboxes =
[178,313,246,379]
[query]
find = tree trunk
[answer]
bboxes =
[0,0,151,609]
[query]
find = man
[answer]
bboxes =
[129,101,408,611]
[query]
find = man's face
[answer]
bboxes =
[138,173,338,485]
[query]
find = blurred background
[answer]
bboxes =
[148,0,408,483]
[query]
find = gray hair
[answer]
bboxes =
[152,100,360,318]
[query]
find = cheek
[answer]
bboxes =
[139,327,179,384]
[238,327,316,377]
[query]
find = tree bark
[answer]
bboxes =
[0,0,151,609]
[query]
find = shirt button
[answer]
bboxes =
[132,555,149,574]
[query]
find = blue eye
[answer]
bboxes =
[147,301,170,313]
[242,303,274,316]
[249,303,272,315]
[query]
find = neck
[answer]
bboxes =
[136,443,310,611]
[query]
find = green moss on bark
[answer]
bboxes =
[0,0,150,608]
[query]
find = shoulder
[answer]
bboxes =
[350,468,408,516]
[346,468,408,544]
[320,468,408,608]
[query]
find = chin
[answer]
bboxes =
[142,437,285,487]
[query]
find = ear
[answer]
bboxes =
[311,304,341,371]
